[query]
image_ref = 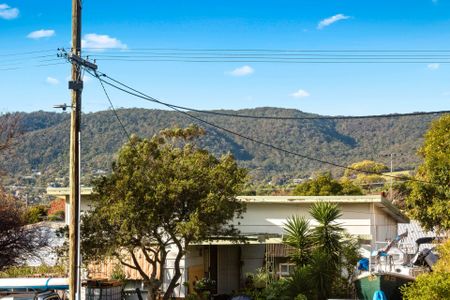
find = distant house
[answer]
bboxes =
[47,188,409,297]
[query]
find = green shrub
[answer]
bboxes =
[401,272,450,300]
[48,210,65,221]
[110,264,126,281]
[401,240,450,299]
[0,265,66,278]
[24,205,48,224]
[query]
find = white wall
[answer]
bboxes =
[234,202,374,239]
[373,205,398,244]
[64,196,93,225]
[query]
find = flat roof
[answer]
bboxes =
[47,187,93,196]
[237,195,385,203]
[46,188,409,223]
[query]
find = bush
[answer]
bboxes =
[24,205,48,224]
[293,172,363,196]
[48,210,64,221]
[0,265,66,278]
[401,240,450,299]
[401,272,450,300]
[110,264,126,281]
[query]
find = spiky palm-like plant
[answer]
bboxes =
[283,216,312,266]
[309,202,344,259]
[309,202,345,300]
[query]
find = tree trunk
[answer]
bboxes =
[162,241,185,300]
[143,280,160,300]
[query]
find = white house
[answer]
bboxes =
[183,195,408,296]
[47,188,409,297]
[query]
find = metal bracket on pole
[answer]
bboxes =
[69,53,98,70]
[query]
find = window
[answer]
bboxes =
[278,263,295,277]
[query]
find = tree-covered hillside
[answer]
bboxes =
[1,108,442,185]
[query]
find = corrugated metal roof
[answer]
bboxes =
[398,221,440,254]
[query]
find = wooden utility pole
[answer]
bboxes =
[69,0,82,298]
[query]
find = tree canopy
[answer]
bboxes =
[292,172,363,196]
[401,239,450,299]
[342,160,388,192]
[406,114,450,231]
[0,188,48,270]
[81,125,247,300]
[0,113,48,271]
[344,160,389,177]
[1,108,442,187]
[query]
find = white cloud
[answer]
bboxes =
[228,65,254,77]
[0,3,19,20]
[81,33,127,51]
[427,63,440,70]
[290,89,310,98]
[46,77,59,85]
[317,14,350,29]
[27,29,55,39]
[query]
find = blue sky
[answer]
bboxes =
[1,0,450,115]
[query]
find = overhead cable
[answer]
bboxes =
[84,69,442,187]
[91,71,450,121]
[93,70,132,141]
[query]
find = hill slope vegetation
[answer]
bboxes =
[1,108,441,184]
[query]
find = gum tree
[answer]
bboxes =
[81,125,247,300]
[406,114,450,231]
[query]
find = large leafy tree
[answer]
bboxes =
[344,160,389,177]
[401,239,450,299]
[406,114,450,231]
[293,172,363,196]
[81,125,247,300]
[343,160,389,192]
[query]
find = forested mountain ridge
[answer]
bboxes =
[1,108,442,185]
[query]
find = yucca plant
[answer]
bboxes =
[283,216,312,266]
[309,202,344,260]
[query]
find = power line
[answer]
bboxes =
[0,62,66,71]
[92,71,450,121]
[87,53,450,59]
[81,47,450,52]
[93,70,132,141]
[77,47,450,63]
[0,49,55,57]
[0,54,57,66]
[91,58,450,64]
[84,69,442,188]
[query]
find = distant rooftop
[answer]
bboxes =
[47,187,93,196]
